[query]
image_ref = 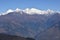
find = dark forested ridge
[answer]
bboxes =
[0,33,35,40]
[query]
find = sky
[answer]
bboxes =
[0,0,60,12]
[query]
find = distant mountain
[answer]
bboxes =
[0,8,60,40]
[0,8,57,15]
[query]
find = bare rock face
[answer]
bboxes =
[37,23,60,40]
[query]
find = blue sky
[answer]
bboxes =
[0,0,60,12]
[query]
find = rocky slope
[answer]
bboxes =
[0,8,60,40]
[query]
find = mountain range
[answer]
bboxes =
[0,8,60,40]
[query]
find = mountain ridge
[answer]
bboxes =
[0,10,60,40]
[0,8,60,16]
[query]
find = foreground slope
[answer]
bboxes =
[0,33,35,40]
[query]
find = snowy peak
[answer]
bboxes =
[23,8,55,14]
[0,8,60,16]
[15,8,22,12]
[23,8,41,14]
[7,8,21,13]
[6,9,14,13]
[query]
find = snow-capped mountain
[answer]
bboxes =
[0,8,60,15]
[0,8,60,40]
